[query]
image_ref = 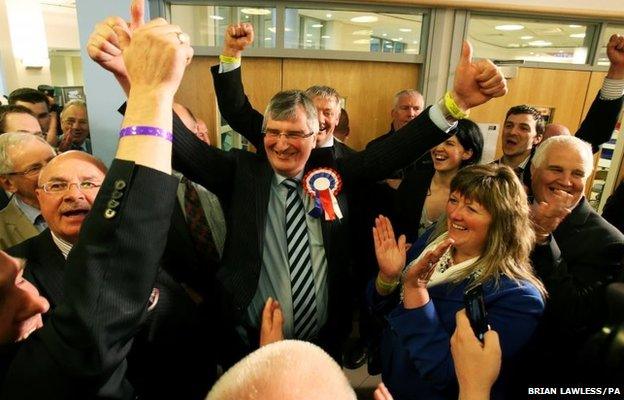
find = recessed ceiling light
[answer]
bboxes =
[321,35,330,39]
[264,37,271,41]
[240,8,271,16]
[382,33,387,37]
[412,40,419,44]
[306,33,312,37]
[495,24,524,31]
[350,15,378,23]
[569,24,582,28]
[352,29,372,36]
[353,39,370,45]
[570,33,586,38]
[520,36,534,40]
[391,37,403,41]
[399,28,412,32]
[268,27,276,33]
[209,15,224,20]
[530,52,535,55]
[529,40,552,46]
[312,24,323,28]
[508,43,520,48]
[326,13,332,18]
[306,40,312,43]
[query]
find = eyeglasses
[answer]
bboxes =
[263,129,315,141]
[5,163,46,177]
[39,180,101,194]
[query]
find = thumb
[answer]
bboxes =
[483,329,501,352]
[459,40,473,66]
[130,0,145,30]
[114,25,132,51]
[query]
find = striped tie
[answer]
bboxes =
[283,178,318,340]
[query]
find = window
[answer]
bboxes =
[284,8,424,54]
[170,5,276,48]
[468,15,599,65]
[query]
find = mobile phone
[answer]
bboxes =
[463,284,489,342]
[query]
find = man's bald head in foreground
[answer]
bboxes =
[542,123,571,142]
[206,340,356,400]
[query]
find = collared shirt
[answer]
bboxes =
[494,153,531,176]
[320,135,334,148]
[13,196,47,233]
[51,231,73,259]
[245,171,329,338]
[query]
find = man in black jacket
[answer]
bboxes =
[0,9,195,399]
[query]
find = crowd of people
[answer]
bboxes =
[1,0,624,399]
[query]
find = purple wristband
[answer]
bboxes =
[119,126,173,142]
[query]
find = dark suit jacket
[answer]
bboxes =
[528,197,624,382]
[0,190,9,210]
[602,179,624,235]
[172,102,451,362]
[393,163,436,242]
[1,159,179,399]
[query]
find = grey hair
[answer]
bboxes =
[60,99,87,120]
[532,135,594,177]
[0,132,54,174]
[206,340,356,400]
[262,90,319,134]
[392,89,423,109]
[304,85,341,106]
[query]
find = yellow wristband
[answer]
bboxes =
[375,275,399,295]
[219,54,241,64]
[444,91,469,119]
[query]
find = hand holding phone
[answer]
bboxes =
[463,284,489,342]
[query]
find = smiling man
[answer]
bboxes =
[58,100,92,154]
[525,135,624,384]
[0,133,56,249]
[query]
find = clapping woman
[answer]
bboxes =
[368,164,545,400]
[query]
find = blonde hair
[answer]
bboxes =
[431,164,546,297]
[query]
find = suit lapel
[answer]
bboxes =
[26,231,67,307]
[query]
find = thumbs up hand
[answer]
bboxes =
[452,41,507,111]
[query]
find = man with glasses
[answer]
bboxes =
[57,100,92,154]
[0,133,56,249]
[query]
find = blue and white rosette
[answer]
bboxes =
[303,168,343,221]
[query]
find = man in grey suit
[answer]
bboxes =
[0,133,55,249]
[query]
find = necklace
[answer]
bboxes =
[437,247,454,273]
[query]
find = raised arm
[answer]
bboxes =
[1,8,193,398]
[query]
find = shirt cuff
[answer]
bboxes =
[599,77,624,100]
[219,60,241,74]
[429,103,458,133]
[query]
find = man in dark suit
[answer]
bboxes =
[526,135,624,384]
[169,41,507,366]
[213,23,355,159]
[0,13,198,399]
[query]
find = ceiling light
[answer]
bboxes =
[352,29,372,36]
[412,40,419,44]
[382,33,387,37]
[321,35,330,39]
[306,40,312,43]
[312,24,323,28]
[326,13,332,18]
[268,27,276,33]
[520,36,534,40]
[391,37,403,41]
[508,43,520,48]
[209,15,224,20]
[285,28,292,32]
[306,33,312,37]
[240,8,271,16]
[495,24,524,31]
[529,40,552,46]
[569,24,582,28]
[264,37,271,41]
[350,15,378,23]
[353,39,370,45]
[399,28,412,32]
[570,33,586,38]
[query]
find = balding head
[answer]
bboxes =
[206,340,356,400]
[36,151,107,243]
[542,123,571,142]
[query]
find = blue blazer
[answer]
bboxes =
[367,252,545,399]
